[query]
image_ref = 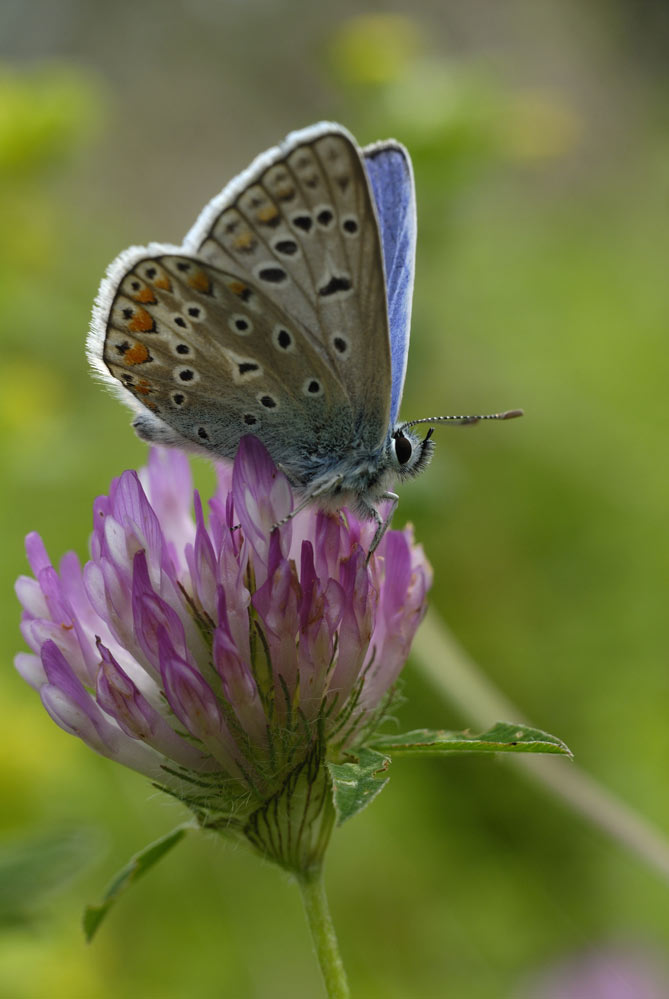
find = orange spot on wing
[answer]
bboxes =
[124,343,150,365]
[188,270,212,294]
[154,275,172,291]
[257,204,279,224]
[128,308,155,333]
[233,230,256,251]
[133,286,157,304]
[229,280,247,296]
[135,379,152,396]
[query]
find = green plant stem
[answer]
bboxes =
[414,609,669,881]
[297,866,350,999]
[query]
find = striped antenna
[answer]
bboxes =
[397,409,524,432]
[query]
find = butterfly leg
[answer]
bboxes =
[272,474,345,532]
[367,491,399,561]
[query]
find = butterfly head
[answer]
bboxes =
[389,408,524,483]
[388,425,435,482]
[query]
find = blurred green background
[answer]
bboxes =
[2,2,669,996]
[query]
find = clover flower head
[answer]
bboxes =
[15,437,431,870]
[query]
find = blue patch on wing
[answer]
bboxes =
[364,143,416,426]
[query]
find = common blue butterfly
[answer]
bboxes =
[88,122,521,551]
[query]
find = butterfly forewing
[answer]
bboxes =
[101,253,352,473]
[363,142,416,426]
[188,125,392,447]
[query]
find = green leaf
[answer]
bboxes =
[83,824,191,942]
[327,748,391,826]
[370,722,573,758]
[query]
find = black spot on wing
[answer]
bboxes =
[258,267,288,284]
[274,239,298,256]
[238,362,259,375]
[292,214,313,232]
[318,275,352,297]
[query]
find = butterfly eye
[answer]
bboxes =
[393,432,412,466]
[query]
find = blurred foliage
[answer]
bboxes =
[0,64,104,179]
[0,827,100,929]
[328,14,423,86]
[329,13,581,184]
[2,7,669,998]
[0,63,107,483]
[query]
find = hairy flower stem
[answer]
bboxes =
[297,866,350,999]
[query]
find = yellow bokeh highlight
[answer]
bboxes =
[501,90,582,161]
[0,700,82,801]
[0,929,109,999]
[0,63,104,177]
[329,14,422,86]
[0,360,64,439]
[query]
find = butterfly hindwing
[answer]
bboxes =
[100,252,351,473]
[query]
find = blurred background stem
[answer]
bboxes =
[414,611,669,883]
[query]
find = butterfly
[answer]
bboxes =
[88,122,521,552]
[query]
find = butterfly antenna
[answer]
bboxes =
[398,409,524,431]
